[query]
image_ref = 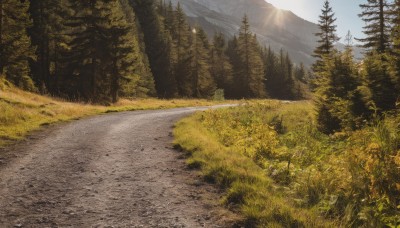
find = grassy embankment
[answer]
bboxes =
[0,79,228,147]
[174,100,400,227]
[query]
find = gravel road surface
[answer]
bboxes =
[0,106,238,228]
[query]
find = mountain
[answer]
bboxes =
[170,0,361,66]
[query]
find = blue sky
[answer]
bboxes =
[266,0,364,42]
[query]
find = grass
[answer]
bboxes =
[0,78,230,147]
[174,100,400,227]
[173,101,335,227]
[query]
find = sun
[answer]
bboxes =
[263,8,285,28]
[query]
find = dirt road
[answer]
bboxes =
[0,107,238,227]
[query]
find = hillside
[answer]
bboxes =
[171,0,362,66]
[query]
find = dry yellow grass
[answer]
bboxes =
[0,79,229,147]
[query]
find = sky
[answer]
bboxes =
[266,0,364,43]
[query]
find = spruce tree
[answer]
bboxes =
[119,0,156,98]
[131,0,178,98]
[29,0,71,94]
[62,0,143,103]
[189,27,216,98]
[0,0,36,90]
[236,15,266,98]
[210,32,233,92]
[312,0,340,73]
[313,1,368,133]
[225,36,241,98]
[358,0,391,53]
[358,0,397,111]
[263,46,279,98]
[361,53,397,112]
[315,51,367,133]
[170,3,192,96]
[390,0,400,97]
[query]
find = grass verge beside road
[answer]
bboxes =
[173,101,334,227]
[0,79,226,147]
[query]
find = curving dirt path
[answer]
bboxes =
[0,106,239,228]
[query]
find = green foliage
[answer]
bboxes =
[235,15,266,98]
[358,0,391,53]
[176,101,400,227]
[189,27,216,98]
[210,32,233,91]
[361,52,397,112]
[2,0,308,102]
[212,89,225,101]
[0,0,36,91]
[314,51,367,134]
[174,101,334,227]
[312,0,340,73]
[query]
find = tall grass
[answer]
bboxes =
[174,101,334,227]
[174,100,400,227]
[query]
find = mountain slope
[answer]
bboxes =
[171,0,360,66]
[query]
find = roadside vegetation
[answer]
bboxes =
[0,79,227,147]
[174,101,400,227]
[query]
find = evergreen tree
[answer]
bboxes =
[236,15,266,98]
[119,0,156,98]
[390,0,400,97]
[225,35,241,98]
[358,0,391,53]
[170,3,192,96]
[357,0,398,111]
[0,0,36,90]
[210,32,233,92]
[189,27,216,98]
[315,51,367,133]
[29,0,71,94]
[263,46,278,97]
[294,63,307,84]
[361,53,397,112]
[61,0,144,103]
[131,0,178,98]
[312,0,340,73]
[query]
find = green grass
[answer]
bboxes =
[0,78,232,147]
[174,100,400,227]
[173,101,335,227]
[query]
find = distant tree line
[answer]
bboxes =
[313,0,400,134]
[0,0,307,103]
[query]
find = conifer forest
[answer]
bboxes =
[0,0,308,104]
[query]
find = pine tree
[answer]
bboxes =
[189,27,216,98]
[210,32,233,92]
[0,0,36,90]
[236,15,266,98]
[312,0,340,73]
[170,3,192,96]
[29,0,71,94]
[390,0,400,98]
[131,0,178,98]
[358,0,398,111]
[361,53,397,112]
[315,51,367,133]
[225,35,241,98]
[358,0,391,53]
[61,0,144,103]
[119,0,155,98]
[263,46,279,97]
